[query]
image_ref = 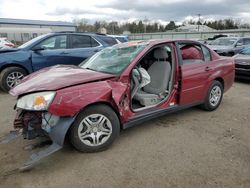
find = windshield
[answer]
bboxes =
[81,42,148,74]
[240,46,250,55]
[210,38,237,46]
[18,34,48,49]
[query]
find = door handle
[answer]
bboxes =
[205,66,212,71]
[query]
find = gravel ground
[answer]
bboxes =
[0,80,249,188]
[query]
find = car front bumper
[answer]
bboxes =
[235,68,250,80]
[0,109,76,170]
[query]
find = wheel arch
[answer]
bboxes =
[214,77,224,89]
[0,64,30,74]
[72,101,123,131]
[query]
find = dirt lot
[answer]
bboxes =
[0,80,249,188]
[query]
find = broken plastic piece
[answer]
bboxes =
[19,142,62,171]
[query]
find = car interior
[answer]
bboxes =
[130,44,174,111]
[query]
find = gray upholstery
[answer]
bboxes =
[154,48,168,59]
[134,48,171,106]
[134,90,161,106]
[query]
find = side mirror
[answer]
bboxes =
[32,46,44,51]
[236,43,243,47]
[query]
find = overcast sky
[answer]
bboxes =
[0,0,250,24]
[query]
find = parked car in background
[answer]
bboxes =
[2,39,235,170]
[0,38,15,49]
[108,35,129,43]
[208,37,250,56]
[0,32,118,91]
[234,45,250,80]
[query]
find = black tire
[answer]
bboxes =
[201,80,223,111]
[0,67,27,92]
[69,104,120,152]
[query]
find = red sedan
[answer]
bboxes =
[2,39,235,170]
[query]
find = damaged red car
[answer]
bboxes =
[2,40,235,170]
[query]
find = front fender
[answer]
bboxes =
[0,50,33,73]
[48,80,128,120]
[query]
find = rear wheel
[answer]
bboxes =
[0,67,27,92]
[69,104,120,152]
[201,80,223,111]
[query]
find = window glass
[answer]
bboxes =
[237,39,243,46]
[210,38,237,46]
[70,35,91,48]
[81,42,148,74]
[240,46,250,55]
[97,36,118,46]
[179,43,204,64]
[36,35,67,50]
[243,38,250,45]
[202,46,211,61]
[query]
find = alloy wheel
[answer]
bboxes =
[6,72,24,88]
[209,85,222,107]
[78,114,112,146]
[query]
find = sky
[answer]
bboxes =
[0,0,250,24]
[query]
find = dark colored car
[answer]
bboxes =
[2,39,235,170]
[234,45,250,80]
[208,37,250,56]
[0,32,118,91]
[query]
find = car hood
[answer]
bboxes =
[10,65,116,96]
[0,48,21,54]
[234,54,250,64]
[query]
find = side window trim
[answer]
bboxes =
[91,36,102,47]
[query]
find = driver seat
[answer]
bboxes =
[134,48,171,106]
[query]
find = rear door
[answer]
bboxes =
[178,42,214,105]
[31,34,71,71]
[65,34,103,65]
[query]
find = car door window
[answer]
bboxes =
[236,39,243,46]
[179,43,204,64]
[70,35,92,48]
[37,35,67,50]
[96,36,118,46]
[243,38,250,45]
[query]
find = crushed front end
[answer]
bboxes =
[1,91,75,171]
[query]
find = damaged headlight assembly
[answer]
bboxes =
[17,91,56,111]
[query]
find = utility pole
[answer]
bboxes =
[144,17,148,33]
[197,13,201,32]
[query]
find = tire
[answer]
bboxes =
[201,80,223,111]
[69,104,120,152]
[0,67,27,92]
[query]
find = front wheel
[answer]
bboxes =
[201,80,223,111]
[69,104,120,152]
[0,67,27,92]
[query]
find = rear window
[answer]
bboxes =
[116,37,128,43]
[97,36,118,46]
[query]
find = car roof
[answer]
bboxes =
[113,39,204,48]
[51,31,108,36]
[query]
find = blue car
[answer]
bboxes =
[0,32,118,91]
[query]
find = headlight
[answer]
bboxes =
[17,92,56,111]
